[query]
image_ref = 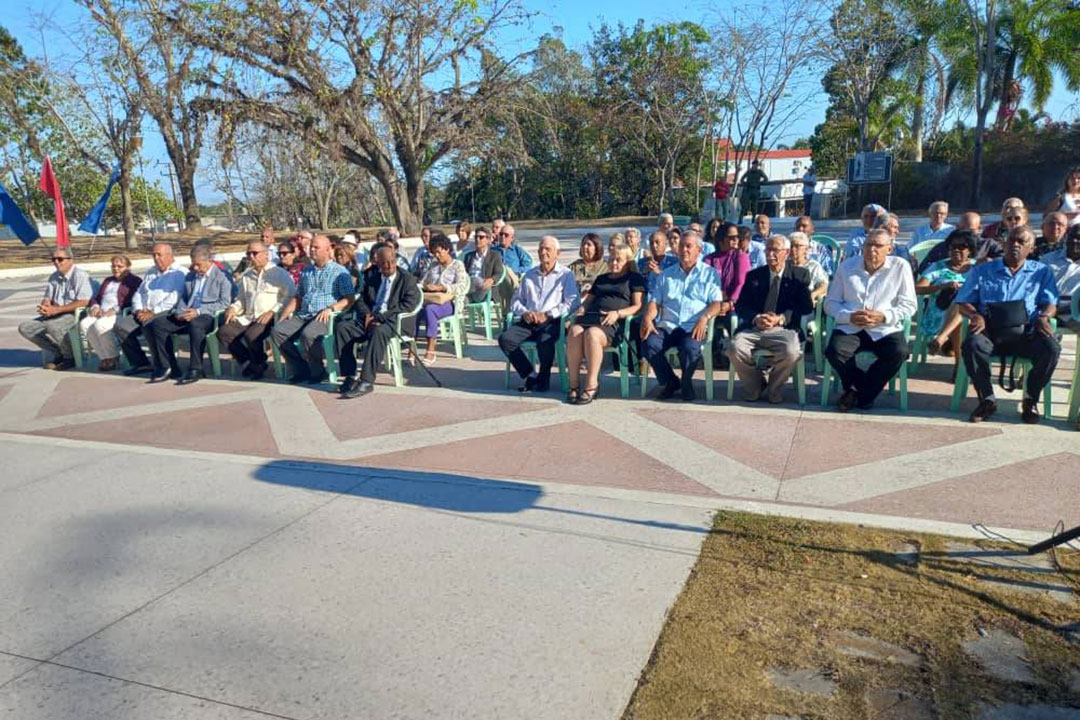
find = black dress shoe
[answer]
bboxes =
[343,380,374,398]
[339,377,358,395]
[246,362,268,380]
[288,371,311,384]
[650,382,680,400]
[518,376,539,393]
[240,363,257,379]
[1021,398,1040,424]
[148,368,173,383]
[969,398,998,423]
[124,364,152,376]
[178,369,204,385]
[836,389,858,413]
[305,370,329,385]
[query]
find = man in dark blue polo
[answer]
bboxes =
[955,226,1060,424]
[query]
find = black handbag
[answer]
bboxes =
[983,300,1029,392]
[934,285,959,311]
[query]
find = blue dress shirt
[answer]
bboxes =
[652,261,723,331]
[954,258,1059,325]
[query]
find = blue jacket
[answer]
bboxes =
[495,243,533,274]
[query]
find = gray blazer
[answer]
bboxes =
[175,265,233,316]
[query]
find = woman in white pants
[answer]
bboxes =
[80,255,142,371]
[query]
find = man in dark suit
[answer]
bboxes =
[336,245,421,398]
[728,234,813,403]
[461,227,504,303]
[147,246,234,384]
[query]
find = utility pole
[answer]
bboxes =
[134,138,156,242]
[156,160,184,230]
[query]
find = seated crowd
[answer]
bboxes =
[19,173,1080,430]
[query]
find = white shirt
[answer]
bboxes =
[1043,249,1080,301]
[825,255,917,340]
[911,222,955,246]
[133,261,188,314]
[100,281,121,312]
[511,263,580,318]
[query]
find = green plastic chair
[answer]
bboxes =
[803,300,825,372]
[385,290,424,387]
[907,239,940,269]
[502,311,568,392]
[908,295,934,371]
[63,307,89,369]
[819,315,911,410]
[563,316,633,398]
[638,315,717,401]
[725,326,807,406]
[435,302,466,359]
[464,267,506,340]
[322,310,345,384]
[1067,293,1080,425]
[811,234,841,277]
[950,315,1055,416]
[209,311,286,379]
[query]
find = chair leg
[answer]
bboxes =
[207,336,222,378]
[796,355,806,406]
[68,325,84,370]
[726,361,736,400]
[323,335,338,385]
[704,347,714,402]
[452,320,463,359]
[898,361,908,412]
[950,361,970,412]
[270,341,284,379]
[819,363,832,408]
[483,303,493,341]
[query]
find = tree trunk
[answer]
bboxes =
[174,159,200,227]
[912,52,927,162]
[118,160,138,250]
[971,108,988,209]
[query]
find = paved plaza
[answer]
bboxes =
[0,220,1077,719]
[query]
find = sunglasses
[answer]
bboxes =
[51,257,68,262]
[499,232,512,237]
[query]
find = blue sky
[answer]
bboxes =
[5,0,1078,203]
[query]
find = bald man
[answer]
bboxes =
[499,235,579,392]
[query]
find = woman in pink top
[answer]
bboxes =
[703,222,749,314]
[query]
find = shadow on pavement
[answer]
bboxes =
[253,460,712,536]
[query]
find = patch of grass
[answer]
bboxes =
[624,512,1080,720]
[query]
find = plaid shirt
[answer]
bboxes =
[297,261,353,318]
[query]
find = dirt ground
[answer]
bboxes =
[623,511,1079,720]
[0,216,653,269]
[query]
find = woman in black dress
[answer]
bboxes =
[565,245,644,404]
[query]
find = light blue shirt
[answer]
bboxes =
[643,254,680,298]
[133,261,188,314]
[191,274,207,308]
[954,258,1059,324]
[652,260,723,331]
[747,239,767,269]
[911,222,955,246]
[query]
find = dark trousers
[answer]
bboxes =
[643,327,703,395]
[115,311,166,368]
[334,318,394,383]
[218,320,272,367]
[271,316,328,377]
[825,329,907,404]
[147,314,214,374]
[499,319,560,385]
[961,331,1061,402]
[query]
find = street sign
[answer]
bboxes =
[846,152,892,185]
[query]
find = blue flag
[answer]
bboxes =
[78,164,120,234]
[0,180,40,246]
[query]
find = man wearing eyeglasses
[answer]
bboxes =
[218,241,296,380]
[18,248,93,370]
[493,223,531,313]
[824,228,917,412]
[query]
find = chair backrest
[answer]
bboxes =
[396,284,424,332]
[1071,290,1079,321]
[908,239,939,267]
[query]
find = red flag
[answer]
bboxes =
[39,156,69,248]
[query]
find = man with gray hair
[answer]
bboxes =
[116,242,188,375]
[729,235,813,403]
[824,227,917,412]
[911,201,954,246]
[146,245,233,384]
[18,247,93,370]
[641,231,724,401]
[657,213,674,236]
[499,235,579,393]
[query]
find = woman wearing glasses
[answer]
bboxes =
[80,254,142,371]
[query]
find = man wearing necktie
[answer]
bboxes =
[336,245,421,398]
[728,235,813,403]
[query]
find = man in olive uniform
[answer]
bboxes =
[741,160,769,219]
